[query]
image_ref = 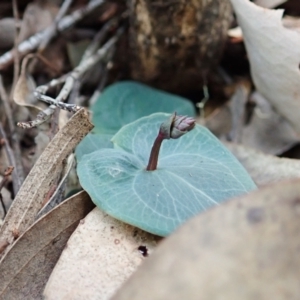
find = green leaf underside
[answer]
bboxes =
[78,113,256,236]
[75,133,113,162]
[91,81,196,134]
[76,81,195,161]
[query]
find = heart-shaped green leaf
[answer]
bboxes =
[75,133,113,162]
[91,81,196,134]
[78,113,256,236]
[76,81,196,160]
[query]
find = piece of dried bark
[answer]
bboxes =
[0,191,94,299]
[0,109,93,258]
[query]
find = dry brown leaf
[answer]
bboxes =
[282,16,300,34]
[37,37,67,77]
[0,109,93,258]
[228,16,300,41]
[204,105,231,137]
[113,180,300,300]
[254,0,287,8]
[227,26,243,40]
[204,82,248,141]
[13,53,56,115]
[0,18,16,49]
[228,82,249,143]
[0,191,94,299]
[0,178,12,221]
[230,0,300,134]
[18,2,57,43]
[31,130,50,165]
[242,92,299,154]
[44,208,161,300]
[13,61,41,116]
[38,154,75,218]
[0,182,12,221]
[226,142,300,185]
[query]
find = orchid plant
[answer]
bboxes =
[77,88,256,236]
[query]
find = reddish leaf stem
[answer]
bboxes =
[146,133,164,171]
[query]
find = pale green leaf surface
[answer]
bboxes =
[75,133,113,162]
[78,113,256,236]
[91,81,196,134]
[76,81,195,160]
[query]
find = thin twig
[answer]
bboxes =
[34,92,81,112]
[73,16,119,106]
[17,105,56,129]
[58,27,124,103]
[89,46,115,106]
[18,27,124,129]
[11,0,21,99]
[35,73,70,95]
[0,194,6,219]
[0,166,14,217]
[81,16,120,62]
[0,124,21,194]
[68,78,81,105]
[0,0,106,70]
[0,77,24,193]
[26,0,73,86]
[0,76,15,137]
[39,0,74,52]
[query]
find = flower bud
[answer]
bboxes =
[159,113,195,139]
[147,113,195,171]
[171,114,195,139]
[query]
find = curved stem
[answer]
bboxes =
[146,134,164,171]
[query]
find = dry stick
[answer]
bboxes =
[0,78,24,193]
[0,0,105,70]
[39,0,74,52]
[37,17,120,98]
[38,0,74,140]
[11,0,21,98]
[35,73,70,96]
[34,93,80,113]
[0,77,15,143]
[0,127,16,176]
[25,74,71,130]
[46,17,120,106]
[18,27,124,129]
[89,48,115,106]
[56,27,124,103]
[66,16,121,106]
[68,78,81,105]
[3,0,21,193]
[62,16,122,107]
[75,14,121,103]
[0,166,14,217]
[81,16,120,63]
[26,0,74,91]
[0,195,5,218]
[0,109,93,258]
